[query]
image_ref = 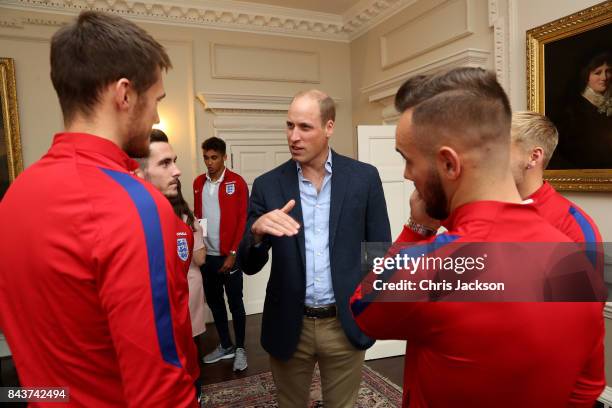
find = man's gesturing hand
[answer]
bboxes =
[251,199,300,243]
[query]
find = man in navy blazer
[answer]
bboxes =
[238,89,391,407]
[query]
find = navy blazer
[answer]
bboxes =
[238,150,391,361]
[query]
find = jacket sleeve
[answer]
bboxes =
[237,176,271,275]
[569,321,606,407]
[95,196,197,408]
[351,236,436,340]
[230,176,249,253]
[365,167,391,243]
[350,278,419,340]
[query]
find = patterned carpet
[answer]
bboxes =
[201,364,403,407]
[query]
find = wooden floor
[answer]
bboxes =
[199,313,404,387]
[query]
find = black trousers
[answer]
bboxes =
[201,255,246,348]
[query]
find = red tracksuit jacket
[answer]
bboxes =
[0,133,198,407]
[192,169,248,256]
[351,201,605,408]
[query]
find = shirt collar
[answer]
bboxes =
[444,200,540,231]
[52,132,139,172]
[527,181,554,203]
[296,148,333,176]
[206,167,226,184]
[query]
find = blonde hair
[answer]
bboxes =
[511,111,558,168]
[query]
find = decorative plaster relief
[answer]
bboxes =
[2,0,420,42]
[211,44,320,83]
[380,0,472,69]
[361,48,490,123]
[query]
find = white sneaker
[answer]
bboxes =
[233,347,248,371]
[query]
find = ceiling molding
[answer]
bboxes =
[1,0,420,42]
[343,0,419,41]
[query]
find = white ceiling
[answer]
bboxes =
[231,0,362,15]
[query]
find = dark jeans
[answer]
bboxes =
[201,255,246,349]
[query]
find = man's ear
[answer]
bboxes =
[114,78,132,112]
[437,146,461,181]
[529,147,544,169]
[325,119,334,138]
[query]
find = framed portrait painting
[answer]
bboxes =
[0,57,23,200]
[527,1,612,191]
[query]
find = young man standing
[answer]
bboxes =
[193,137,249,371]
[351,68,605,408]
[137,129,204,400]
[0,11,198,406]
[510,111,602,245]
[238,90,391,407]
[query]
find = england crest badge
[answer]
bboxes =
[177,238,189,261]
[225,182,236,195]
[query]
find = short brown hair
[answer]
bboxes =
[396,68,511,151]
[291,89,335,126]
[511,111,558,168]
[150,129,169,144]
[50,11,171,124]
[201,137,226,155]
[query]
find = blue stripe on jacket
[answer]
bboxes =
[569,206,598,268]
[101,168,181,368]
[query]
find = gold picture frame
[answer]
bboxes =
[0,57,23,199]
[527,1,612,192]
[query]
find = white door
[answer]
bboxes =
[229,142,291,315]
[358,125,413,361]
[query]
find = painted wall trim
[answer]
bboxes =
[379,0,473,70]
[1,0,424,42]
[361,48,490,102]
[210,43,320,83]
[196,93,293,113]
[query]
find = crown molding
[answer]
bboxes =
[343,0,419,41]
[1,0,420,42]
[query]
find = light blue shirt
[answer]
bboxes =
[297,150,335,306]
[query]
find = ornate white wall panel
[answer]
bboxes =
[361,48,490,123]
[363,48,490,101]
[210,43,320,83]
[380,0,473,69]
